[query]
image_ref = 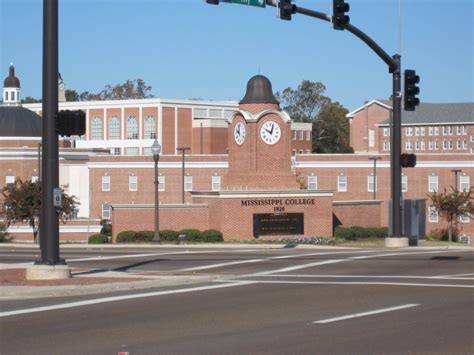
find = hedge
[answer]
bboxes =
[88,234,109,244]
[135,230,155,242]
[178,229,202,242]
[334,226,388,240]
[160,229,179,242]
[115,229,224,243]
[0,222,9,243]
[116,230,138,243]
[201,229,224,242]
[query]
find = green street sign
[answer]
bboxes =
[221,0,266,8]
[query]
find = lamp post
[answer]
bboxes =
[151,140,162,242]
[368,156,382,200]
[176,147,190,204]
[450,169,462,191]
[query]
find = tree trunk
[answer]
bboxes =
[448,219,453,244]
[30,218,37,244]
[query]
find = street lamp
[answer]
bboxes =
[176,147,190,204]
[368,156,382,200]
[151,139,162,242]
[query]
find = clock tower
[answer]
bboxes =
[225,75,298,190]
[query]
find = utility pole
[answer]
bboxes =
[177,147,191,203]
[368,156,382,200]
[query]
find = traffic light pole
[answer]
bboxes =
[265,2,404,240]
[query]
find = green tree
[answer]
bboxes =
[79,79,154,101]
[65,89,79,102]
[313,101,353,153]
[21,96,41,104]
[429,187,473,243]
[276,80,329,123]
[0,179,79,243]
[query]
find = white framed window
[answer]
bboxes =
[456,126,461,135]
[434,127,439,135]
[415,127,420,136]
[126,147,139,156]
[209,109,222,118]
[144,115,156,139]
[383,141,390,151]
[368,129,375,147]
[406,127,412,136]
[434,140,439,150]
[143,147,152,156]
[442,126,447,136]
[367,175,377,192]
[448,126,453,135]
[108,116,120,140]
[428,206,438,223]
[102,175,110,191]
[306,131,311,140]
[460,213,470,224]
[405,140,413,151]
[129,175,138,191]
[308,175,317,190]
[31,175,39,183]
[428,141,434,150]
[442,140,447,150]
[383,127,389,137]
[401,174,408,192]
[420,141,425,150]
[212,175,221,191]
[184,175,193,191]
[158,175,165,191]
[428,175,438,192]
[292,130,297,140]
[462,125,467,135]
[299,130,304,140]
[194,108,207,118]
[91,117,103,140]
[6,175,15,187]
[110,148,120,155]
[337,175,347,192]
[448,140,453,150]
[428,127,433,136]
[460,175,470,192]
[126,115,138,139]
[457,140,462,150]
[471,135,474,142]
[420,127,425,136]
[463,140,468,149]
[102,203,110,219]
[415,141,420,151]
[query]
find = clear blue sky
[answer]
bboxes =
[1,0,473,110]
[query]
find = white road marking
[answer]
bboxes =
[67,250,221,262]
[180,259,267,271]
[434,273,474,278]
[313,304,420,324]
[263,274,474,281]
[0,281,256,318]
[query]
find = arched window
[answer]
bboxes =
[91,117,103,140]
[108,116,120,140]
[126,115,138,139]
[144,115,156,139]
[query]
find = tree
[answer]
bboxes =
[21,96,41,104]
[313,101,353,153]
[429,187,473,243]
[78,79,154,101]
[65,89,79,102]
[0,179,79,243]
[276,80,329,123]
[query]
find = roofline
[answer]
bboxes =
[376,121,473,127]
[346,100,392,118]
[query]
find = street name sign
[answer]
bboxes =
[220,0,266,8]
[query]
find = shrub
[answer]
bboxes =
[116,230,138,243]
[178,229,202,242]
[201,229,224,242]
[160,229,179,242]
[334,226,388,240]
[0,222,9,243]
[135,230,154,242]
[88,234,109,244]
[100,222,112,236]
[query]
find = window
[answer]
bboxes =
[448,140,453,150]
[4,92,7,101]
[308,175,317,190]
[383,141,390,151]
[31,175,39,183]
[460,175,470,192]
[126,147,139,156]
[462,125,467,135]
[459,213,470,223]
[442,126,447,135]
[383,128,389,137]
[126,115,138,139]
[110,148,120,155]
[337,175,347,192]
[415,141,420,151]
[442,140,447,150]
[194,108,207,118]
[108,116,120,140]
[158,175,165,191]
[298,130,303,140]
[144,115,156,139]
[420,141,425,150]
[184,175,193,191]
[471,135,474,142]
[415,127,420,136]
[405,140,413,151]
[129,175,138,191]
[456,126,461,135]
[434,127,439,135]
[102,175,110,191]
[212,175,221,191]
[6,175,15,187]
[368,129,375,147]
[209,109,222,118]
[434,140,439,150]
[428,206,438,223]
[457,140,462,150]
[11,92,15,101]
[402,174,408,192]
[292,130,297,140]
[429,127,433,136]
[367,175,377,192]
[428,141,433,150]
[420,127,425,136]
[91,117,103,140]
[448,126,453,135]
[143,147,152,156]
[428,175,438,192]
[406,127,412,136]
[299,149,304,154]
[102,203,110,219]
[306,131,311,140]
[463,140,468,149]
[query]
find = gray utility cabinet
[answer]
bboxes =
[389,199,426,246]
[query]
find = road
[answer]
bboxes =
[1,246,473,354]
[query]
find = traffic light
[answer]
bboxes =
[332,0,350,30]
[404,69,420,111]
[56,110,86,137]
[206,0,219,4]
[279,0,296,21]
[401,153,416,168]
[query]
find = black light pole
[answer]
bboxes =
[37,0,62,265]
[176,147,190,204]
[451,169,462,191]
[151,140,162,242]
[368,156,382,200]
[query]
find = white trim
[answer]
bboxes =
[191,191,333,199]
[296,161,474,168]
[346,100,392,118]
[87,161,228,169]
[192,119,229,128]
[378,121,474,127]
[0,137,41,141]
[7,225,102,233]
[290,122,312,130]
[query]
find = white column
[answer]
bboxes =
[103,108,107,140]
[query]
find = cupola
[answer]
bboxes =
[3,63,21,106]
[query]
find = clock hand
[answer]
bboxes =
[269,123,274,135]
[236,126,240,136]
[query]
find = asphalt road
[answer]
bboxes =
[1,246,473,354]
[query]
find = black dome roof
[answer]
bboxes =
[4,64,20,88]
[240,75,279,105]
[0,106,42,137]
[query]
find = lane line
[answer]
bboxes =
[0,281,256,318]
[262,274,474,281]
[313,304,420,324]
[64,251,222,262]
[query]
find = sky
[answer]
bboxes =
[0,0,473,111]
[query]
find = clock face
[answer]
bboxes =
[234,121,246,145]
[260,120,281,145]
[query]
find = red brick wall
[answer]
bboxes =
[162,107,175,155]
[333,201,383,229]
